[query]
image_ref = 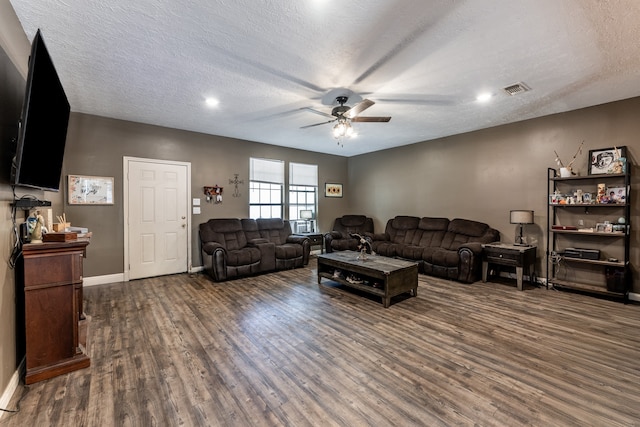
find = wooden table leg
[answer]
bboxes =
[516,266,523,291]
[482,261,488,282]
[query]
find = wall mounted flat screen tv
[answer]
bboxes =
[12,29,70,192]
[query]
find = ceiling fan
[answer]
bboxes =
[300,96,391,141]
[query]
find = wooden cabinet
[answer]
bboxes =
[546,166,631,300]
[20,240,90,384]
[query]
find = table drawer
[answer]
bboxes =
[485,252,520,264]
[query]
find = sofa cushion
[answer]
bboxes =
[391,216,421,230]
[418,217,450,231]
[226,247,261,266]
[448,218,490,237]
[201,218,247,250]
[341,215,368,227]
[430,248,460,267]
[241,218,261,241]
[397,245,424,260]
[387,216,422,245]
[416,217,449,248]
[441,218,499,250]
[274,243,303,260]
[257,218,290,245]
[333,215,374,239]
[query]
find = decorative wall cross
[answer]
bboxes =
[229,174,244,197]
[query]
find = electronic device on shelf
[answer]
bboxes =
[564,248,600,260]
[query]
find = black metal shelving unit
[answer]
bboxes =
[546,167,631,300]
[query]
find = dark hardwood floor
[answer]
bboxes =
[2,258,640,426]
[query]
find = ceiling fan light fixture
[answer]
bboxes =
[332,119,353,139]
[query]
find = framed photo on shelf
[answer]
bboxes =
[325,183,343,198]
[68,175,114,205]
[595,222,613,233]
[588,146,626,175]
[607,187,627,204]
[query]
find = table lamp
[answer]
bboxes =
[300,210,313,232]
[510,210,534,246]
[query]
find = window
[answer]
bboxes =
[289,162,318,232]
[249,158,284,219]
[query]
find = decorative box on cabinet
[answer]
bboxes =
[546,166,631,300]
[20,240,91,384]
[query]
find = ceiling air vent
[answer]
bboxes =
[503,82,530,96]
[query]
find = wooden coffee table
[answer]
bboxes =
[317,251,418,308]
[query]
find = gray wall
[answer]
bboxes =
[0,0,31,405]
[47,113,349,276]
[348,98,640,292]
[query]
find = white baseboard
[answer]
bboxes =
[0,357,24,420]
[83,273,125,287]
[84,267,205,287]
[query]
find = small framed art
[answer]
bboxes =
[607,187,627,204]
[325,183,343,198]
[588,146,626,175]
[68,175,114,205]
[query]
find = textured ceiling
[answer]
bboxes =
[9,0,640,157]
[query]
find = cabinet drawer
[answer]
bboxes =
[24,252,83,287]
[308,235,322,245]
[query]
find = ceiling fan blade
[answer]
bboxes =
[345,99,375,118]
[300,119,336,129]
[351,116,391,123]
[300,107,334,119]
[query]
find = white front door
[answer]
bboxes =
[125,157,191,280]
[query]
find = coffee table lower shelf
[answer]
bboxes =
[317,252,418,308]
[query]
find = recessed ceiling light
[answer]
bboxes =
[476,92,492,102]
[205,97,219,107]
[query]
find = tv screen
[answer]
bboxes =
[12,29,70,192]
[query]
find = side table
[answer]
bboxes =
[482,243,537,291]
[295,232,323,253]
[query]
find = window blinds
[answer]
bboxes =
[250,158,284,184]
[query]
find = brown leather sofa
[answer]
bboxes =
[324,215,374,253]
[199,218,310,281]
[371,216,499,283]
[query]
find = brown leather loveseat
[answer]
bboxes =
[371,216,499,283]
[199,218,310,281]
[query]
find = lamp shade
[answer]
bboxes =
[300,209,313,220]
[510,210,534,224]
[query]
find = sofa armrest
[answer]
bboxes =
[253,241,276,272]
[286,235,309,245]
[457,242,485,283]
[200,242,228,281]
[458,241,483,256]
[202,241,225,255]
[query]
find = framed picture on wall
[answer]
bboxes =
[325,183,343,198]
[68,175,114,205]
[588,146,626,175]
